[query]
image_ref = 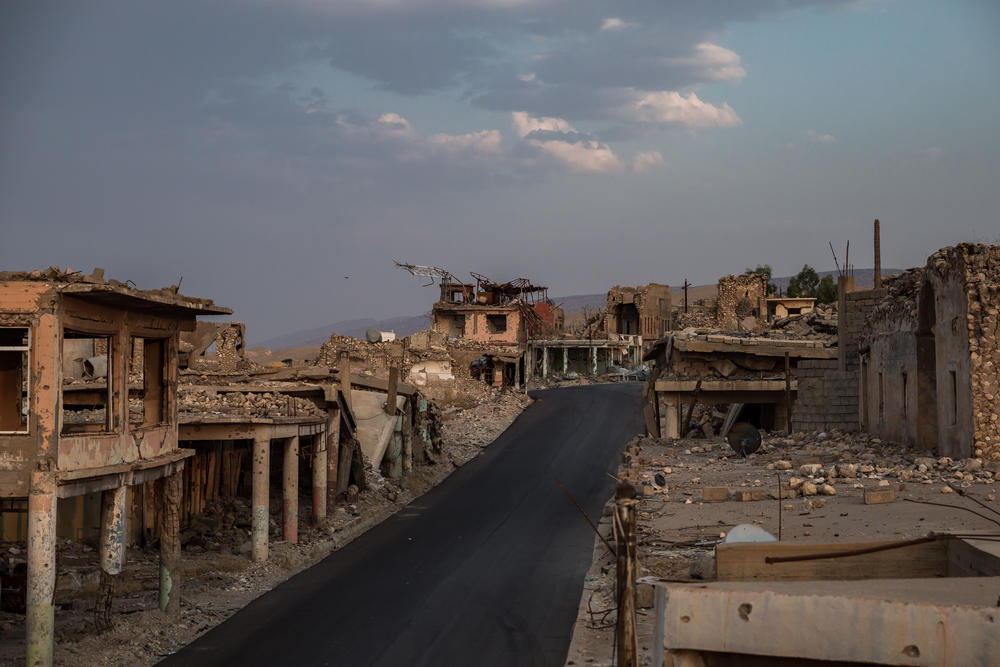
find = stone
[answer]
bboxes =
[788,477,804,490]
[774,460,793,470]
[837,463,858,478]
[801,482,818,496]
[819,484,836,496]
[799,463,823,476]
[941,486,954,494]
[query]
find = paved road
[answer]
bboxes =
[168,383,644,667]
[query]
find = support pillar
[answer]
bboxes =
[402,406,413,475]
[26,468,57,667]
[562,348,568,375]
[661,394,682,439]
[326,407,341,508]
[591,347,598,377]
[252,435,269,562]
[159,470,182,614]
[837,276,856,372]
[283,435,299,544]
[95,483,127,632]
[387,415,404,480]
[312,434,327,521]
[542,347,549,379]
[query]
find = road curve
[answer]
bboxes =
[166,383,644,667]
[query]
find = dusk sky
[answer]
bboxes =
[2,1,998,342]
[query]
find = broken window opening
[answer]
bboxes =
[486,314,508,334]
[61,330,115,435]
[0,327,30,433]
[130,337,167,427]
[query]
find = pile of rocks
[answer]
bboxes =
[768,304,837,343]
[763,430,999,497]
[179,389,324,418]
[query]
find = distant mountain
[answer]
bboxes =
[254,268,902,351]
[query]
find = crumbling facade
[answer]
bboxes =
[0,268,230,664]
[860,244,1000,460]
[604,283,671,341]
[716,273,768,331]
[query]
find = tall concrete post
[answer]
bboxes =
[252,434,270,561]
[873,218,882,288]
[591,347,598,377]
[312,434,327,521]
[562,348,568,375]
[26,468,57,667]
[542,347,549,379]
[159,470,182,614]
[326,407,341,508]
[95,484,128,630]
[401,407,413,475]
[283,435,299,544]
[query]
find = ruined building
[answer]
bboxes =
[716,273,768,331]
[431,275,551,347]
[0,268,230,664]
[604,283,672,340]
[860,243,1000,460]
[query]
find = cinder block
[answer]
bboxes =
[701,487,730,502]
[864,488,896,504]
[739,489,769,502]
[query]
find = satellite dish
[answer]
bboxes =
[365,328,382,343]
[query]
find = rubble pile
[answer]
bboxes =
[767,303,837,343]
[440,390,531,453]
[685,403,729,438]
[179,389,324,418]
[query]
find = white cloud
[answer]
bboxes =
[670,43,746,83]
[511,111,577,138]
[630,91,742,128]
[427,129,502,154]
[600,17,629,31]
[512,112,624,173]
[806,129,835,144]
[518,72,537,83]
[632,151,665,173]
[377,112,412,135]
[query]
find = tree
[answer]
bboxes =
[787,265,822,299]
[817,275,837,304]
[744,264,777,295]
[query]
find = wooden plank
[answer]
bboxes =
[716,539,949,582]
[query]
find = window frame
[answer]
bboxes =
[0,327,31,434]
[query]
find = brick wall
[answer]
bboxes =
[791,359,860,432]
[841,288,885,371]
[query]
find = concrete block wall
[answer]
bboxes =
[792,359,860,432]
[842,289,886,371]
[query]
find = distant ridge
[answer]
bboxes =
[253,268,901,350]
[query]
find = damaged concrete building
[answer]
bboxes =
[860,243,1000,460]
[0,268,230,664]
[716,273,769,332]
[604,283,672,341]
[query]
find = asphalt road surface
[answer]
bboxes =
[167,383,644,667]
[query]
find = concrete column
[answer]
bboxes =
[387,416,404,480]
[283,435,299,544]
[562,348,568,375]
[661,394,682,439]
[312,434,327,521]
[837,276,855,372]
[591,347,598,377]
[326,407,341,508]
[525,347,532,382]
[402,408,413,475]
[252,435,269,562]
[542,347,548,379]
[159,470,182,614]
[26,469,57,667]
[100,485,128,576]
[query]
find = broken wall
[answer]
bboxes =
[716,274,767,331]
[962,244,1000,460]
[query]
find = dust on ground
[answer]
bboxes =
[565,430,1000,666]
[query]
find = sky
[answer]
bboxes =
[2,0,998,342]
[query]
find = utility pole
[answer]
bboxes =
[683,279,689,314]
[873,219,882,288]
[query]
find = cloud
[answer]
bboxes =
[427,129,503,155]
[630,91,742,128]
[670,43,746,83]
[377,112,413,135]
[632,151,665,173]
[806,129,835,144]
[600,17,629,31]
[512,112,624,173]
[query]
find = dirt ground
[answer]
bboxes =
[0,391,531,667]
[565,430,1000,666]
